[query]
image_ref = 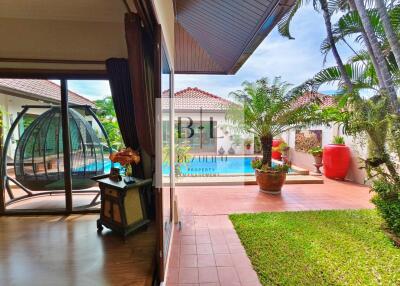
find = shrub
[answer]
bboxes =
[251,157,263,169]
[332,135,345,144]
[371,180,400,236]
[250,157,290,173]
[308,146,323,156]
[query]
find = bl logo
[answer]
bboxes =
[176,107,224,149]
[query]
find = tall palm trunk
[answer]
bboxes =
[376,0,400,68]
[353,0,399,112]
[260,134,273,167]
[320,0,353,91]
[348,0,385,88]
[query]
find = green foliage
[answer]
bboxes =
[285,0,400,239]
[308,146,323,155]
[332,135,345,144]
[230,209,400,285]
[243,137,253,146]
[94,97,123,150]
[250,157,290,173]
[250,157,263,170]
[163,131,192,177]
[371,180,400,235]
[273,141,289,152]
[317,93,400,235]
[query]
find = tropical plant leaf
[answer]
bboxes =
[277,0,303,39]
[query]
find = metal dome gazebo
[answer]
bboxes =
[1,105,112,207]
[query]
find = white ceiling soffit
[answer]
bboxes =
[174,0,295,75]
[0,0,137,73]
[0,0,134,23]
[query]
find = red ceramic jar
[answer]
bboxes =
[272,139,282,160]
[323,144,351,180]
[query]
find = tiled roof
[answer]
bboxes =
[294,92,336,108]
[0,79,95,107]
[164,87,233,111]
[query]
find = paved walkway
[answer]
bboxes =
[166,178,373,286]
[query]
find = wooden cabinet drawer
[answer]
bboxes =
[104,188,118,198]
[102,199,122,225]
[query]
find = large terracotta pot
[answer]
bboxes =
[255,169,286,194]
[272,139,282,160]
[323,144,351,180]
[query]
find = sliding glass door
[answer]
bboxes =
[0,78,116,214]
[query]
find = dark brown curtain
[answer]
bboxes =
[124,9,162,282]
[105,58,145,179]
[124,13,160,158]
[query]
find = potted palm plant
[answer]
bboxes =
[226,77,318,194]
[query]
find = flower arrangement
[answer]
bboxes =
[109,147,140,177]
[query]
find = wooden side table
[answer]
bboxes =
[93,176,152,238]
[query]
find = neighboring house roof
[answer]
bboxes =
[163,88,335,113]
[294,92,336,108]
[165,87,233,112]
[0,79,95,107]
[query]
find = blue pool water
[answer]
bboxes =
[98,157,291,176]
[163,156,292,176]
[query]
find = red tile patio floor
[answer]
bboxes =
[165,178,373,286]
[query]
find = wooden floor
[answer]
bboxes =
[0,215,156,286]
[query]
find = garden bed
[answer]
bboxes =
[230,209,400,285]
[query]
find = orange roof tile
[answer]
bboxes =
[0,79,95,107]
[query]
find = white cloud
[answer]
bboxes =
[67,80,111,101]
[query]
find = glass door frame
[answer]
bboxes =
[0,76,108,215]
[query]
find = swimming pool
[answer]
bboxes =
[163,156,294,176]
[96,157,293,176]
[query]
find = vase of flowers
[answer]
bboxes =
[109,147,141,181]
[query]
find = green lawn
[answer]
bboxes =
[229,209,400,286]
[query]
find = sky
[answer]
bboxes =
[66,4,355,101]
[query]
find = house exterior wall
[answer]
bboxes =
[282,124,368,184]
[164,110,254,155]
[0,93,48,159]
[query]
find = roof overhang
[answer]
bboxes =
[174,0,295,75]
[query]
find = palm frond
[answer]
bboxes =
[277,0,305,39]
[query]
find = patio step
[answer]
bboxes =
[176,175,323,186]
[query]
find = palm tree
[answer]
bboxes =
[375,0,400,68]
[327,0,386,87]
[226,77,319,167]
[278,0,353,90]
[321,0,354,90]
[353,0,399,112]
